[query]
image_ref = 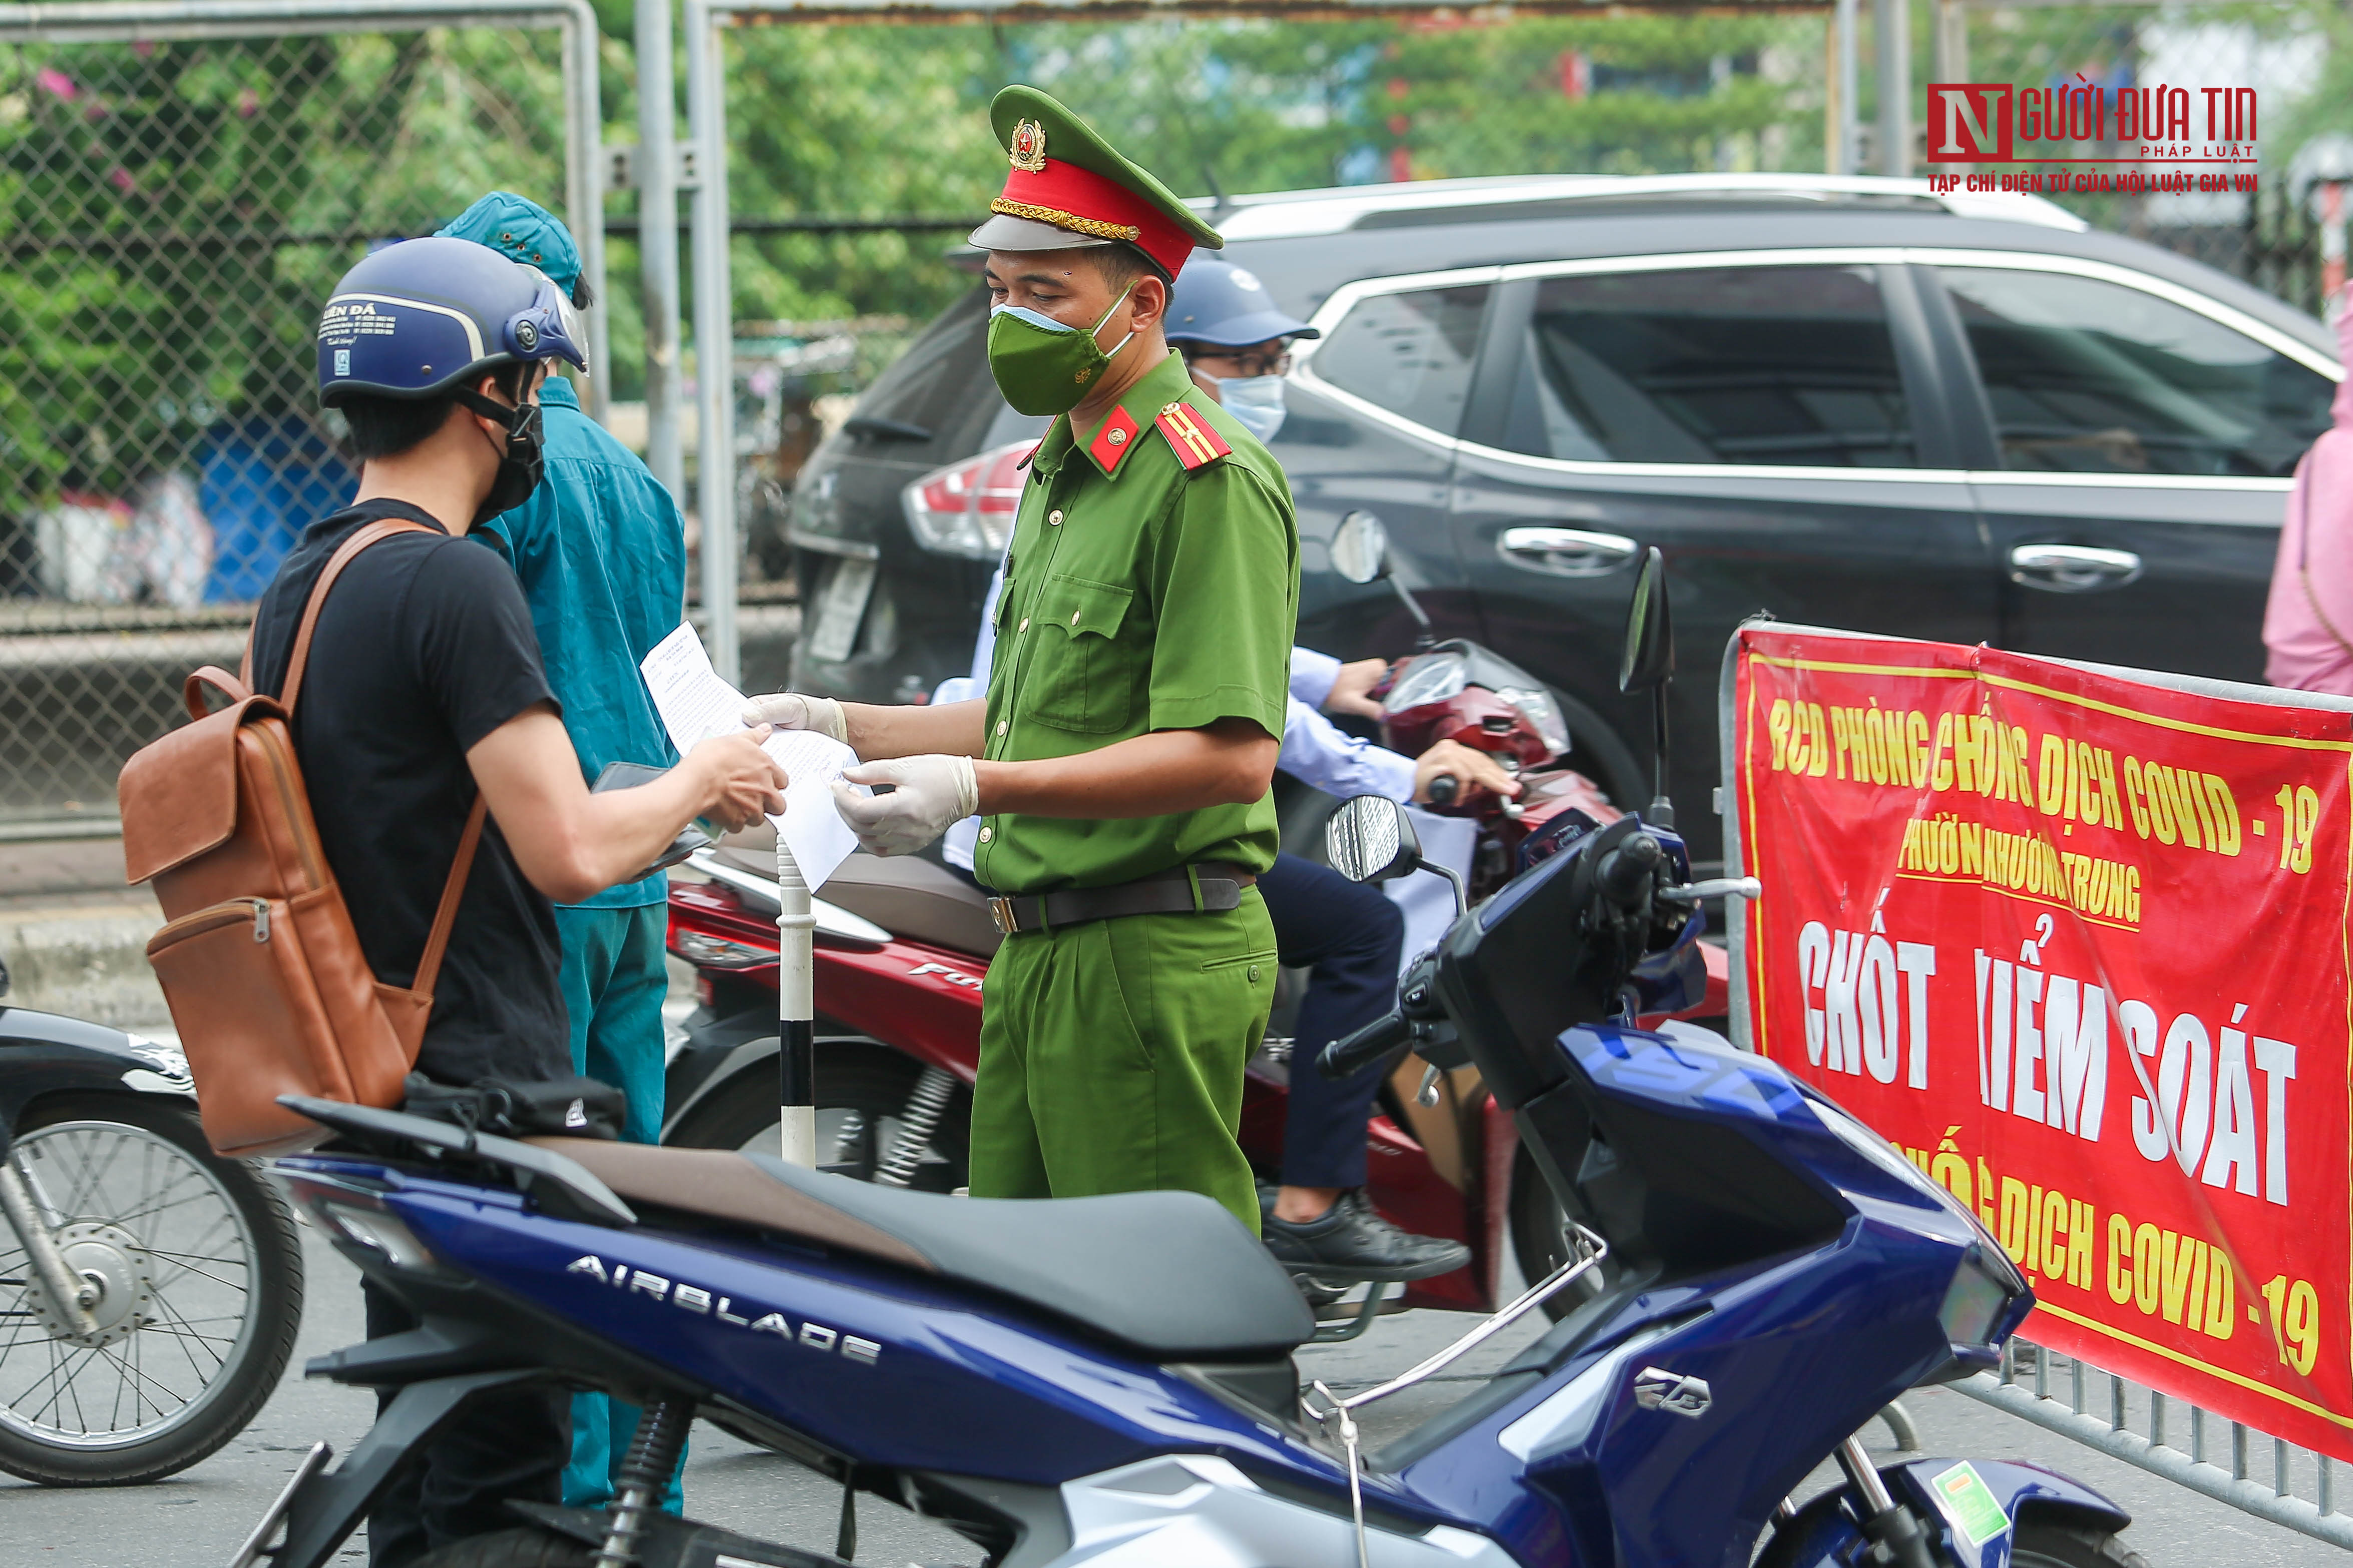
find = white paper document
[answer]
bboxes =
[640,623,862,889]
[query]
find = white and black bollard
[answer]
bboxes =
[775,835,816,1165]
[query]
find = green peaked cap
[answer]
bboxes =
[978,85,1221,274]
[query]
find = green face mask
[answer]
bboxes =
[986,287,1136,417]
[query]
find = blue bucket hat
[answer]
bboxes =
[436,190,583,301]
[1165,256,1319,349]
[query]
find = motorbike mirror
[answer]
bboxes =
[1325,794,1423,884]
[1619,546,1674,694]
[1331,511,1391,585]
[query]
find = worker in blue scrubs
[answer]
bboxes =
[436,191,689,1513]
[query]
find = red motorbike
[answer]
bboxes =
[661,630,1727,1327]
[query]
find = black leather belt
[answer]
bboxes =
[987,862,1257,937]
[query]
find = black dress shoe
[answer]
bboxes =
[1259,1190,1471,1282]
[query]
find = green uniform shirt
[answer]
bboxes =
[973,350,1300,896]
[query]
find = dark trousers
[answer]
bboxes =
[1259,851,1406,1190]
[362,1279,569,1567]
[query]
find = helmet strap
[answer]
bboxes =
[452,385,521,430]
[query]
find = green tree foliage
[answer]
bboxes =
[0,28,570,508]
[710,11,1828,334]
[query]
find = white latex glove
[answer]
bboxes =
[739,691,848,746]
[830,755,979,857]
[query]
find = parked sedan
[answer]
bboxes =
[784,173,2343,871]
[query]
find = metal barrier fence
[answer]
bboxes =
[0,0,603,831]
[1958,1338,2353,1548]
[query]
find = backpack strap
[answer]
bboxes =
[412,794,488,1000]
[281,517,438,712]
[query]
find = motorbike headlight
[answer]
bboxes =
[1382,652,1466,715]
[1491,685,1571,758]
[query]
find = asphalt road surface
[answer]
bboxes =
[6,1226,2346,1567]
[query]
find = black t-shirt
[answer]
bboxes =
[248,498,570,1087]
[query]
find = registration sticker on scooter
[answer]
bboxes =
[1926,1461,2010,1549]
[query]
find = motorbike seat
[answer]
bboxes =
[528,1139,1314,1359]
[714,836,1001,958]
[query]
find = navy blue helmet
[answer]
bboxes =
[1164,256,1319,348]
[316,236,587,407]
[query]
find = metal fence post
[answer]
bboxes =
[1871,0,1907,176]
[636,0,685,507]
[556,0,610,418]
[684,0,739,685]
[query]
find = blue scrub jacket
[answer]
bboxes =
[480,377,687,909]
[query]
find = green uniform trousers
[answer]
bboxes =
[968,889,1277,1232]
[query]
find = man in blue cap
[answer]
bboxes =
[435,190,690,1514]
[1165,255,1317,447]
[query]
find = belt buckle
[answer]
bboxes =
[987,896,1019,936]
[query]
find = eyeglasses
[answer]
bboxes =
[1191,347,1294,378]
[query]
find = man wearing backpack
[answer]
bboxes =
[434,192,695,1515]
[247,236,786,1567]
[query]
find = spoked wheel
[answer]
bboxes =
[0,1094,303,1484]
[666,1041,971,1192]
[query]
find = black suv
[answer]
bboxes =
[785,173,2343,870]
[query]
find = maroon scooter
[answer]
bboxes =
[660,637,1726,1329]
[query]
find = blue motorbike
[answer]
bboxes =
[233,555,2144,1568]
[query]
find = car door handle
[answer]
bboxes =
[1497,527,1640,579]
[2008,544,2143,594]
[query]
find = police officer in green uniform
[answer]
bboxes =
[742,86,1298,1231]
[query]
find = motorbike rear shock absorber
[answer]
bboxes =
[594,1397,694,1568]
[873,1066,958,1188]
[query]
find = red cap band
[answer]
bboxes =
[994,160,1193,278]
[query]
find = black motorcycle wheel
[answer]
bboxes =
[0,1094,303,1485]
[407,1527,592,1567]
[2012,1520,2151,1568]
[666,1040,971,1191]
[1506,1144,1608,1322]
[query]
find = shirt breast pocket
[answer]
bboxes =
[1026,574,1134,734]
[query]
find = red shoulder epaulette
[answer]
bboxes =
[1088,408,1140,472]
[1155,401,1231,471]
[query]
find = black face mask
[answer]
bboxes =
[454,388,546,522]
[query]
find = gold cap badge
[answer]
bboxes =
[1008,119,1047,173]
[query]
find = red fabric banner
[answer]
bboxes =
[1734,627,2353,1458]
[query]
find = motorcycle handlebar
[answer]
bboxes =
[1596,831,1661,909]
[1317,1009,1413,1080]
[1425,773,1458,806]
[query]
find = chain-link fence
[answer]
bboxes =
[0,1,600,830]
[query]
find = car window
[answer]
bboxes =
[1308,283,1491,439]
[852,286,991,436]
[1935,266,2335,477]
[1495,264,1916,467]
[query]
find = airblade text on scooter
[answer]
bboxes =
[565,1254,883,1363]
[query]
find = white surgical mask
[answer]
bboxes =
[1217,374,1287,444]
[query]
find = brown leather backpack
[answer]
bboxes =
[119,518,486,1157]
